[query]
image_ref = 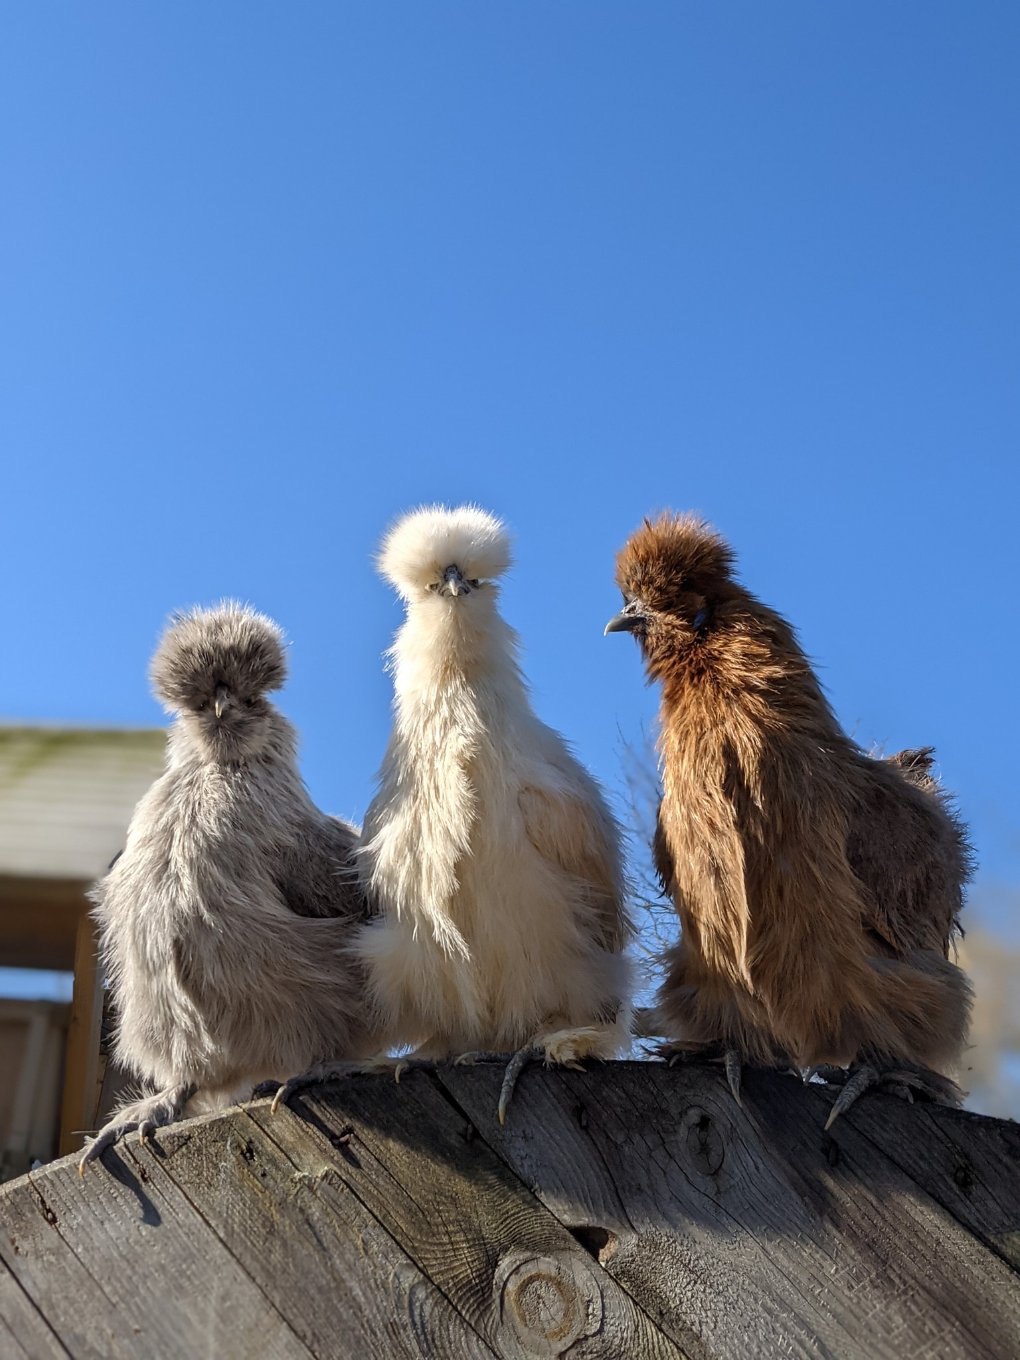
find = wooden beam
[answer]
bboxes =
[3,1066,1019,1358]
[58,911,103,1157]
[0,876,87,971]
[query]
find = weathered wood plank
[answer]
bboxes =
[4,1063,1019,1360]
[821,1089,1020,1274]
[741,1070,1020,1351]
[0,1144,314,1358]
[0,1259,69,1359]
[438,1060,1020,1360]
[122,1103,497,1360]
[0,1173,129,1360]
[251,1073,689,1360]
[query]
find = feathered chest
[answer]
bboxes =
[103,765,291,959]
[360,681,547,933]
[661,711,761,819]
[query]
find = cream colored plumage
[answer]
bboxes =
[356,505,632,1117]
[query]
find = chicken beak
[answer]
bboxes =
[604,611,641,635]
[441,564,469,597]
[213,684,231,719]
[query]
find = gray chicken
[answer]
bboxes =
[81,602,374,1172]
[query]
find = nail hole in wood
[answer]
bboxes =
[569,1224,618,1264]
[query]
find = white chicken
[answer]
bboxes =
[357,504,633,1120]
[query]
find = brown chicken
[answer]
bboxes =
[606,513,973,1125]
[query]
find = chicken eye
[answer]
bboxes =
[467,578,480,589]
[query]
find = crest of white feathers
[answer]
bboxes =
[377,505,513,598]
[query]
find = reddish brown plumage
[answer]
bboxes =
[615,513,973,1076]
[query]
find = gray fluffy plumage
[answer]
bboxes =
[84,602,375,1168]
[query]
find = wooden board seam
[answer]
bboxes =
[241,1103,506,1358]
[427,1068,709,1358]
[0,1255,73,1360]
[120,1135,319,1360]
[833,1103,1020,1279]
[247,1083,690,1359]
[23,1171,123,1312]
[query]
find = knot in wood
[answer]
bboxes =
[495,1250,604,1356]
[681,1104,725,1176]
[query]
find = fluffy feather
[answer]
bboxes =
[358,505,632,1061]
[378,504,512,600]
[151,600,286,709]
[85,603,375,1164]
[613,512,973,1081]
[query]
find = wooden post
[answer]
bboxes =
[58,906,103,1157]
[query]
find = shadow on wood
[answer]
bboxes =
[1,1062,1018,1359]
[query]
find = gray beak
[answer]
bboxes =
[604,610,643,636]
[441,564,470,597]
[213,684,231,719]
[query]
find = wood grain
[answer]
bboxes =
[1,1140,313,1358]
[2,1063,1018,1360]
[821,1088,1020,1273]
[249,1074,687,1360]
[0,1259,68,1360]
[124,1103,496,1360]
[438,1060,1020,1360]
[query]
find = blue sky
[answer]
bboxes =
[3,4,1018,947]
